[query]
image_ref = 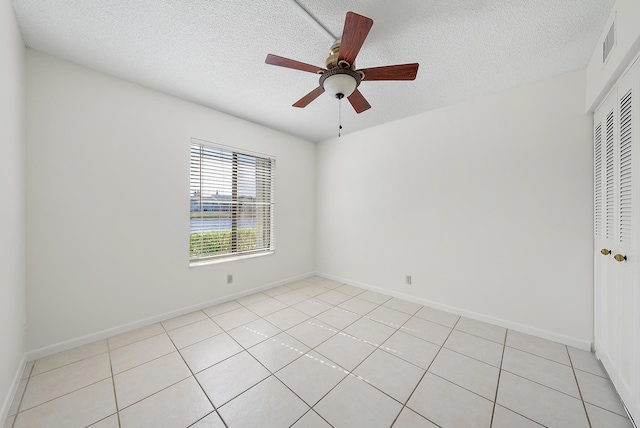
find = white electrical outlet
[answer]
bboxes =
[405,275,412,285]
[227,274,233,284]
[22,318,27,335]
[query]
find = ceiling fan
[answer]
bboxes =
[265,11,419,114]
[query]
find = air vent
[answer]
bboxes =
[603,19,616,64]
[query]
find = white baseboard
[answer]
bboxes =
[24,269,591,362]
[1,354,27,427]
[26,271,315,361]
[317,272,592,351]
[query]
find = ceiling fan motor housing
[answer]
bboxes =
[325,42,345,69]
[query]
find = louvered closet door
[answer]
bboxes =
[613,59,639,422]
[594,88,618,382]
[594,57,640,424]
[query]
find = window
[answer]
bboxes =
[190,140,275,263]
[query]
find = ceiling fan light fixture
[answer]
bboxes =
[323,73,356,98]
[319,67,361,99]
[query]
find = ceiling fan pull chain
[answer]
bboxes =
[338,97,343,137]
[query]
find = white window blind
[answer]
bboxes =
[190,141,275,262]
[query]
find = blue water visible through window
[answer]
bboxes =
[190,217,257,234]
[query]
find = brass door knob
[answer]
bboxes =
[601,249,611,256]
[614,254,627,262]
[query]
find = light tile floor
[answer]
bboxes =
[4,276,634,428]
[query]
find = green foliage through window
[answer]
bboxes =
[189,229,258,258]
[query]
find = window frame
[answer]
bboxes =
[189,139,275,266]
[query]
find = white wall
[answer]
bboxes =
[25,50,316,352]
[585,0,640,111]
[0,0,26,421]
[317,69,594,347]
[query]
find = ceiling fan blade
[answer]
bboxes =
[293,86,325,108]
[265,54,325,74]
[338,12,373,66]
[347,89,371,114]
[359,63,419,81]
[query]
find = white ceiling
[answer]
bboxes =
[11,0,614,142]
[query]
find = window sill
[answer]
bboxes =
[189,250,274,267]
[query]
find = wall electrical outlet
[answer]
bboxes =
[227,274,233,284]
[22,318,27,335]
[405,275,412,285]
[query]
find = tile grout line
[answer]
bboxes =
[301,295,389,425]
[448,323,506,346]
[205,298,325,424]
[108,331,166,353]
[303,278,438,426]
[260,291,375,415]
[584,401,637,420]
[380,322,426,428]
[26,343,109,378]
[440,345,500,369]
[162,311,212,333]
[493,358,585,426]
[502,342,574,367]
[189,376,229,428]
[419,326,563,427]
[374,306,452,371]
[425,371,502,410]
[112,333,188,412]
[106,345,123,428]
[501,369,591,402]
[256,291,397,426]
[396,315,463,427]
[574,365,609,380]
[567,345,593,428]
[488,328,508,427]
[201,293,311,388]
[168,321,229,427]
[13,376,112,421]
[287,408,334,427]
[160,321,228,428]
[199,347,270,409]
[9,363,34,428]
[566,353,633,420]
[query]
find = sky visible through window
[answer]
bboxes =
[192,146,257,199]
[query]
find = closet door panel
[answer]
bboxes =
[617,266,633,401]
[594,89,618,379]
[594,57,640,424]
[614,58,639,423]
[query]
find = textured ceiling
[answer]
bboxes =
[11,0,614,142]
